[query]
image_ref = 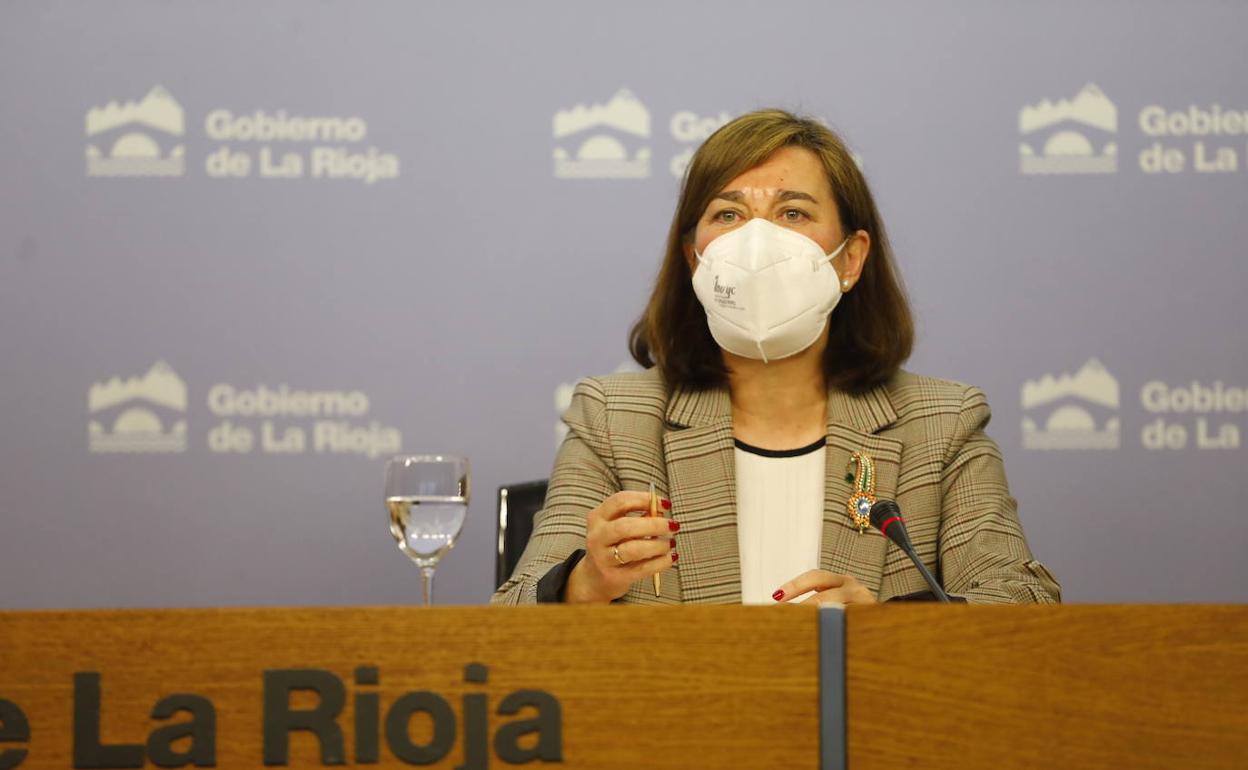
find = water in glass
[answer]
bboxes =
[384,455,469,606]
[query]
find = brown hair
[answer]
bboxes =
[628,109,913,393]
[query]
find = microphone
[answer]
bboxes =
[868,500,952,603]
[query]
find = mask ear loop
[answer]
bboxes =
[818,236,852,272]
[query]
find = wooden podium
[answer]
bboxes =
[1,605,1245,769]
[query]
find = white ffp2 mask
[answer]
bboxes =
[692,218,848,363]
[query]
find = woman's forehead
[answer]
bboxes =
[716,147,831,201]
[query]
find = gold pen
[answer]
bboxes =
[649,481,661,596]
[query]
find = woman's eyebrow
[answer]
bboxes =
[711,189,818,204]
[777,189,818,203]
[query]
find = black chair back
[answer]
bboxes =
[495,479,549,589]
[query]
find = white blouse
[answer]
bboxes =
[734,437,827,604]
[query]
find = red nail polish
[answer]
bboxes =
[668,520,680,532]
[669,538,676,548]
[671,552,679,562]
[772,589,785,602]
[661,498,672,510]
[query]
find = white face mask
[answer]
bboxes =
[692,217,849,363]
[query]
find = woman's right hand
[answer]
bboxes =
[564,491,679,603]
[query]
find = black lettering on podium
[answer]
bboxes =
[262,669,345,766]
[353,667,379,764]
[494,690,563,763]
[384,692,454,765]
[73,673,144,769]
[456,664,489,770]
[0,699,30,770]
[146,694,216,768]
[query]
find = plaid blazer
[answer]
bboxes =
[490,367,1060,605]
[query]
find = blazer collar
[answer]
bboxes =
[664,384,731,428]
[665,378,898,434]
[824,381,898,435]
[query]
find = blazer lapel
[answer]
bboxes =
[662,385,741,603]
[820,384,904,596]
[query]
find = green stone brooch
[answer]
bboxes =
[846,451,876,534]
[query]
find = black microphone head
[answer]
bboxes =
[868,499,901,530]
[868,499,911,548]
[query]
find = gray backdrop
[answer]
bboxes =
[2,0,1245,607]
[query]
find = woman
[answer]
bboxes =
[491,109,1060,606]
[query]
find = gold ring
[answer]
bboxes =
[612,544,626,566]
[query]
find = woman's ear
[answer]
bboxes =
[834,230,870,289]
[682,239,696,273]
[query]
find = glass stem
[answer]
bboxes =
[420,565,436,607]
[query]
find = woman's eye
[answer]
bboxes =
[714,210,740,223]
[782,208,808,222]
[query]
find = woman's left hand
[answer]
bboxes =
[771,570,877,606]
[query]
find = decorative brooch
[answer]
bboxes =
[845,452,876,534]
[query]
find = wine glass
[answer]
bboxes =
[385,455,470,606]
